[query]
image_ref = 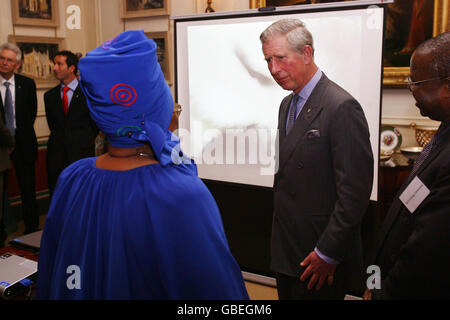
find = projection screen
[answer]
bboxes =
[174,4,384,201]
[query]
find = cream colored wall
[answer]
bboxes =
[0,0,98,141]
[0,0,437,146]
[382,89,440,147]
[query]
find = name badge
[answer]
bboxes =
[399,176,430,214]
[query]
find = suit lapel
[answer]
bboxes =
[53,84,65,118]
[278,94,292,148]
[67,85,82,116]
[0,84,4,119]
[278,74,327,173]
[14,74,23,117]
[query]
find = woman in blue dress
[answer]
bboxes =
[35,30,249,300]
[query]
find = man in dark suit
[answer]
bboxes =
[44,51,98,197]
[0,116,15,248]
[364,31,450,300]
[260,19,373,299]
[0,43,39,235]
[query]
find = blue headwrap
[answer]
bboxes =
[78,30,186,166]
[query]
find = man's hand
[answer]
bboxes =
[362,289,372,300]
[300,251,336,291]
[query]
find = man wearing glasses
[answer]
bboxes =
[364,31,450,299]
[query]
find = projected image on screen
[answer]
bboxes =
[176,7,383,200]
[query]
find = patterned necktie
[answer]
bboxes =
[3,81,15,135]
[409,135,436,178]
[286,94,300,135]
[62,86,70,115]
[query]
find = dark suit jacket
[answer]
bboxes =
[0,74,37,164]
[0,118,15,172]
[271,73,373,283]
[44,84,98,176]
[371,125,450,300]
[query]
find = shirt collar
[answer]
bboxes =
[62,77,78,91]
[1,74,15,87]
[296,68,322,101]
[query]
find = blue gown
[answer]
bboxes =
[36,158,249,300]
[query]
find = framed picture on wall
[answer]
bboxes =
[121,0,170,19]
[8,35,64,88]
[11,0,59,27]
[145,31,172,85]
[250,0,349,8]
[383,0,449,87]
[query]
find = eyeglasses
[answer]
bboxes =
[0,56,17,65]
[406,76,450,90]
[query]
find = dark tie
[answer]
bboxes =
[409,136,436,178]
[3,81,15,135]
[286,95,299,135]
[62,86,70,115]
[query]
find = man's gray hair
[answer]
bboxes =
[0,43,22,62]
[260,18,314,56]
[414,31,450,80]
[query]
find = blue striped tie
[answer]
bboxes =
[3,81,15,135]
[286,95,299,135]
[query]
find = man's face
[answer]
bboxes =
[410,51,449,122]
[53,55,75,82]
[262,35,310,94]
[0,49,21,80]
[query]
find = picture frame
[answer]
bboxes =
[11,0,59,27]
[145,31,173,85]
[250,0,267,8]
[8,35,64,88]
[384,0,449,88]
[120,0,170,19]
[250,0,349,8]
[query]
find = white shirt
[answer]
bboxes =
[0,74,16,128]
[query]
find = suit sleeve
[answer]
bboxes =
[0,117,15,148]
[316,98,374,262]
[372,167,450,299]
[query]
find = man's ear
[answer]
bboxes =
[302,45,314,64]
[14,60,22,72]
[69,64,76,74]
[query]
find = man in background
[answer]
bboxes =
[0,43,38,235]
[364,31,450,300]
[0,115,15,248]
[44,51,98,198]
[260,19,373,299]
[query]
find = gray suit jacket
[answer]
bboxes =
[271,73,373,282]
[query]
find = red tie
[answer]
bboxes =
[62,86,70,115]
